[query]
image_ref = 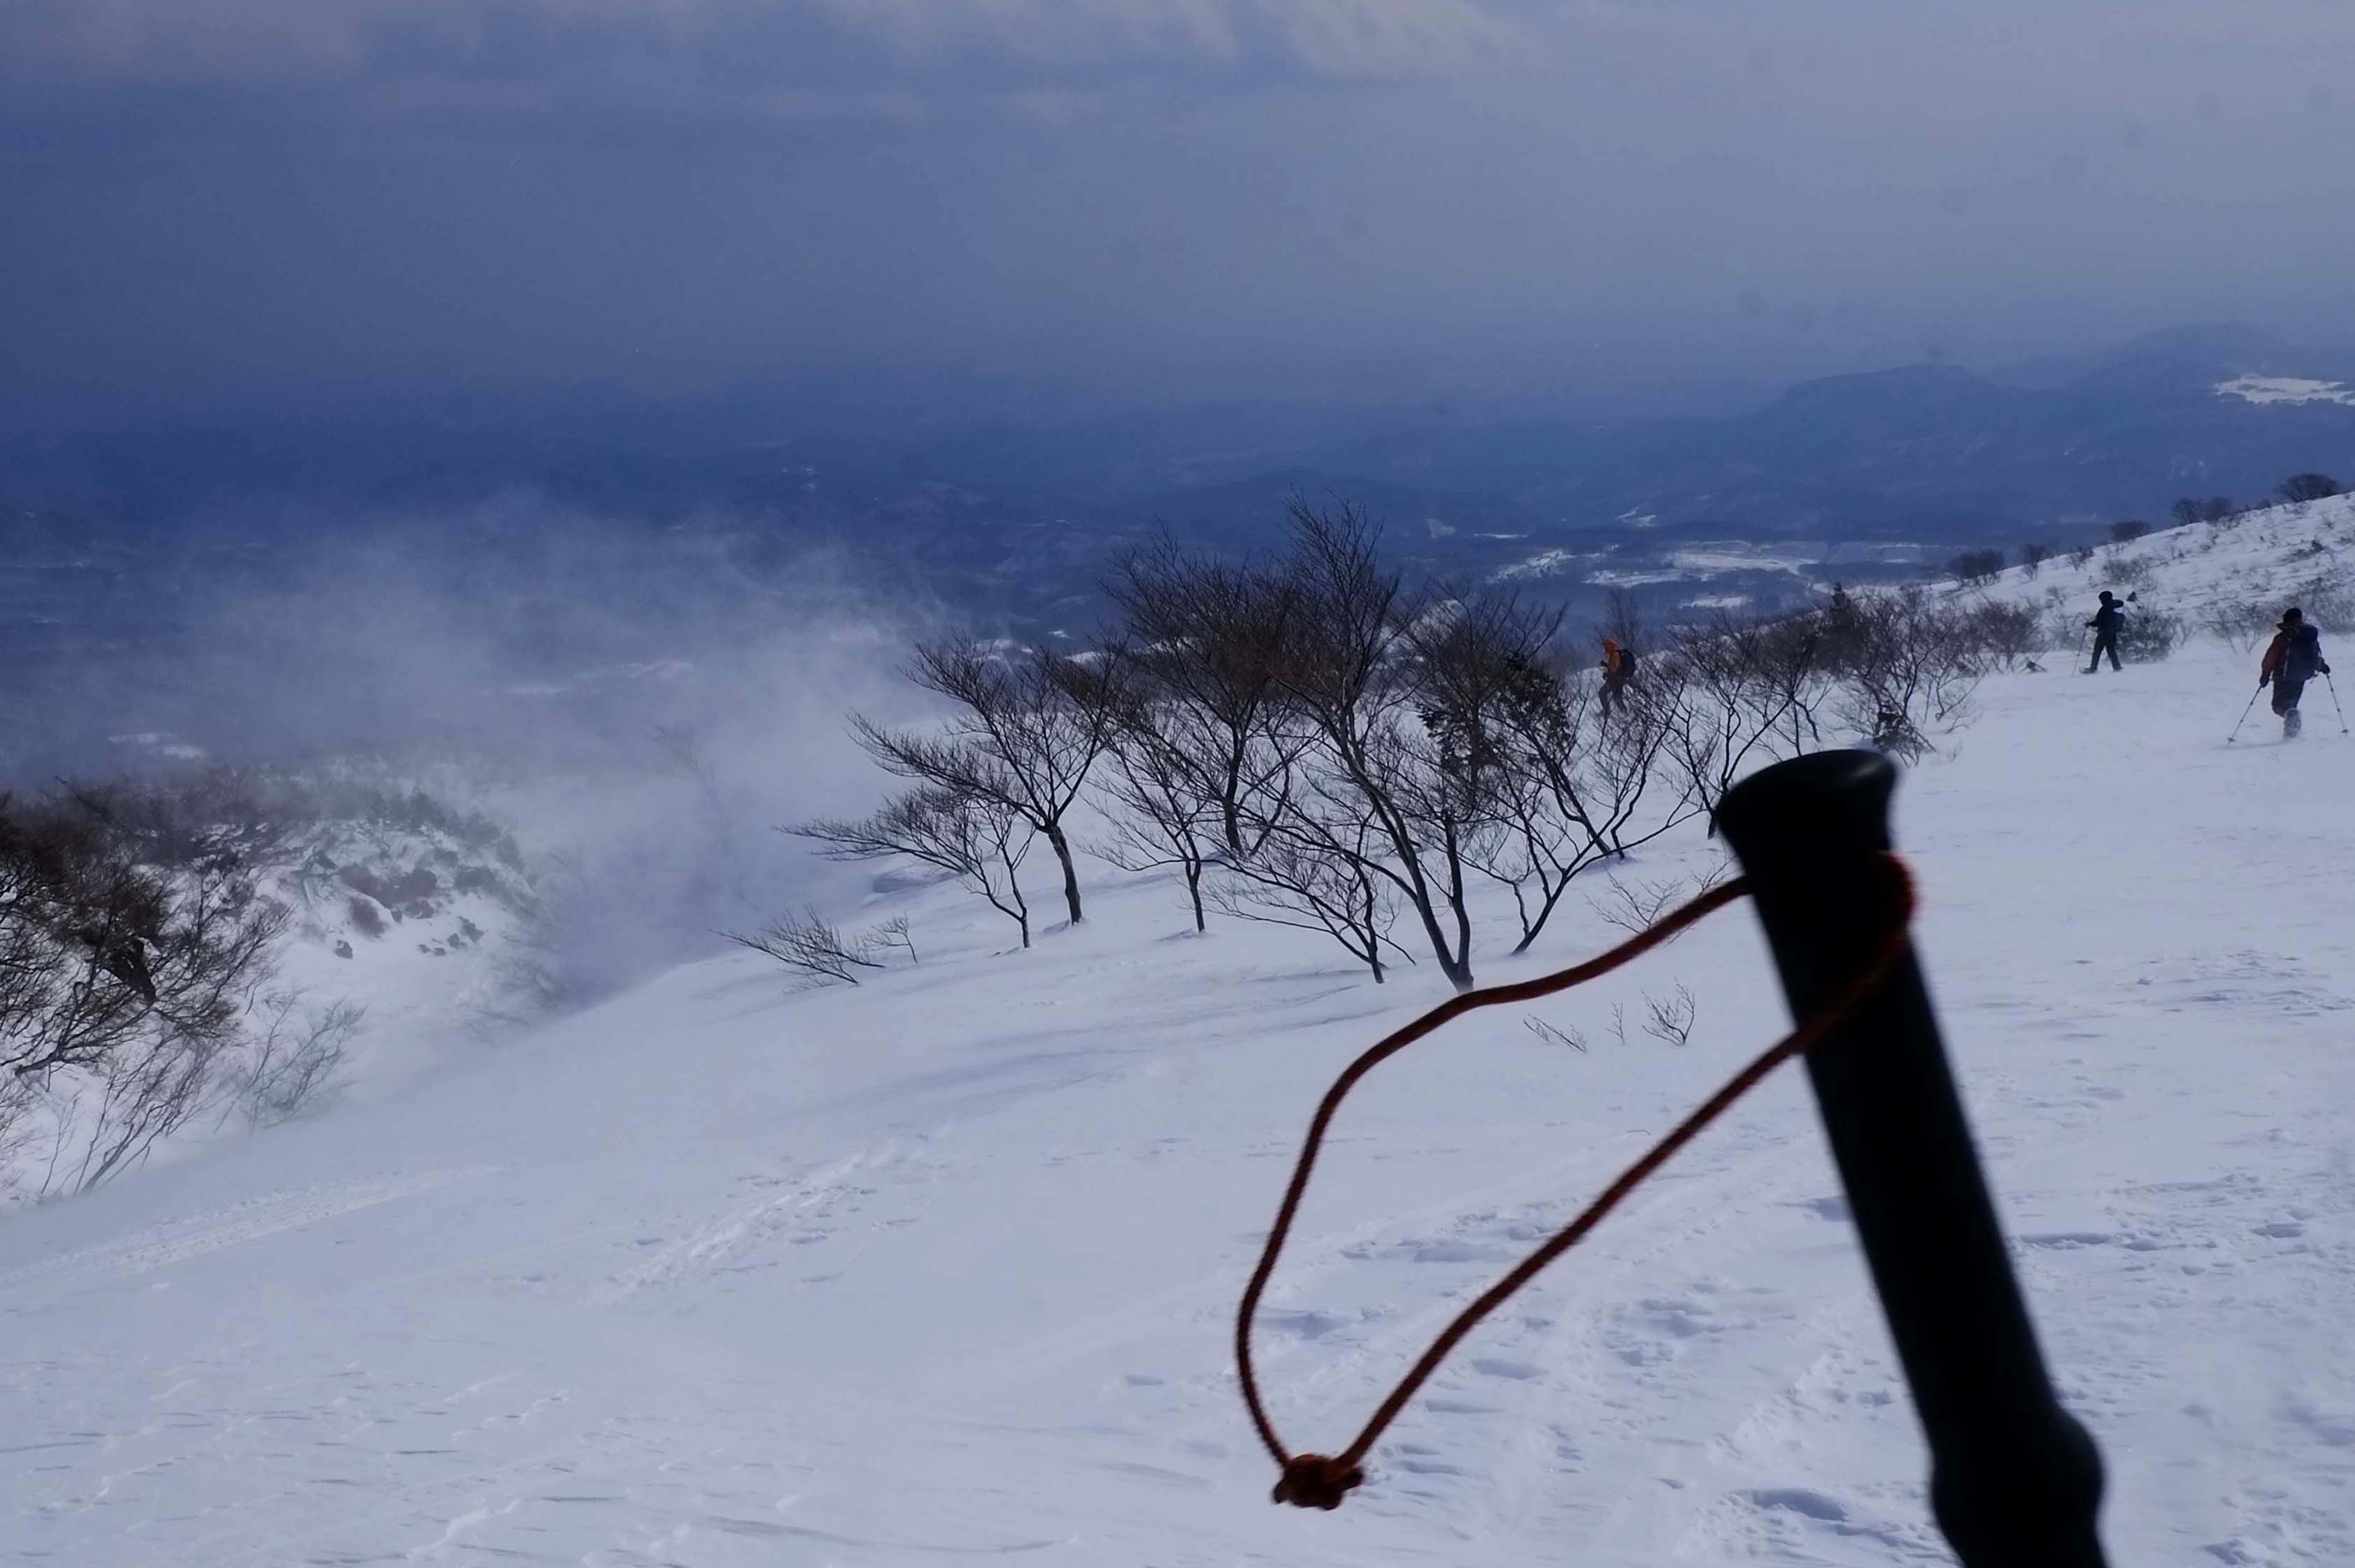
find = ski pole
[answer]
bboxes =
[2329,671,2350,735]
[1720,753,2109,1568]
[2226,684,2264,744]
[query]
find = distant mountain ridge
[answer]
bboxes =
[5,325,2354,773]
[1310,325,2355,544]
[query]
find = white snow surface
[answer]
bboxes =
[6,616,2354,1564]
[1971,492,2355,623]
[2215,376,2355,408]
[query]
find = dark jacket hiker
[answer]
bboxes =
[2084,591,2125,672]
[2260,608,2331,736]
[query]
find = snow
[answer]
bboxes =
[1970,491,2355,625]
[5,538,2354,1563]
[1490,547,1590,582]
[1664,545,1814,575]
[2216,376,2355,408]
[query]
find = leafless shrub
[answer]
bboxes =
[1657,606,1835,827]
[2068,543,2097,569]
[2110,556,2156,590]
[1960,601,2044,670]
[1524,1015,1587,1052]
[2117,608,2185,663]
[1947,548,2005,585]
[1640,984,1698,1047]
[227,990,362,1131]
[2021,541,2052,578]
[2294,577,2355,633]
[2108,519,2152,547]
[2280,473,2344,504]
[1827,587,1984,759]
[1585,862,1730,940]
[867,914,918,966]
[794,787,1035,948]
[2200,599,2276,653]
[724,906,884,986]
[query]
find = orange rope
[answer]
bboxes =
[1236,853,1916,1510]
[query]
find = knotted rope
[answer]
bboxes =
[1235,853,1916,1509]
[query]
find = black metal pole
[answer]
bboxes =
[1718,751,2109,1568]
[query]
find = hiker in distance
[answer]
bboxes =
[2085,591,2126,673]
[2259,606,2331,739]
[1599,637,1638,719]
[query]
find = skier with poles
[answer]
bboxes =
[2083,591,2126,674]
[1599,637,1638,720]
[2258,607,2332,739]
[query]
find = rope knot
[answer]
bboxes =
[1272,1453,1363,1510]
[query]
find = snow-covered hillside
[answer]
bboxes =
[1971,490,2355,637]
[3,609,2352,1564]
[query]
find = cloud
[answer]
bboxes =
[6,0,1554,111]
[6,0,2355,417]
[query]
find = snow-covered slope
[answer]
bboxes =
[1975,490,2355,633]
[3,643,2351,1564]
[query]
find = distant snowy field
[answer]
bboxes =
[4,526,2353,1564]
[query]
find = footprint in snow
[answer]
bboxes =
[1747,1487,1848,1523]
[1471,1356,1542,1381]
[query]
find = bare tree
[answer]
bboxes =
[1657,608,1830,829]
[1599,588,1645,660]
[724,907,885,986]
[1948,548,2005,585]
[1212,800,1404,984]
[67,1024,229,1193]
[0,790,287,1195]
[850,643,1122,927]
[2022,541,2052,578]
[1831,587,1984,759]
[2280,473,2344,504]
[792,787,1036,948]
[1,792,283,1087]
[1089,691,1225,933]
[2,797,174,1078]
[1104,534,1297,861]
[224,989,362,1132]
[1472,662,1701,954]
[1256,505,1570,990]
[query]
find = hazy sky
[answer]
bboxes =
[6,0,2355,420]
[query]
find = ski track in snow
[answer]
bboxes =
[4,514,2354,1564]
